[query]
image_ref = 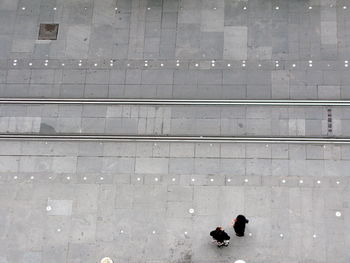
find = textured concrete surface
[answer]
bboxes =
[0,141,350,263]
[0,0,350,262]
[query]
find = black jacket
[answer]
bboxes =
[210,229,230,242]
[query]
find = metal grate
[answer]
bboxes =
[38,23,59,40]
[327,108,332,134]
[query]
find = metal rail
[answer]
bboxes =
[0,98,350,106]
[1,134,350,144]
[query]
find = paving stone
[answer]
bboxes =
[47,199,73,216]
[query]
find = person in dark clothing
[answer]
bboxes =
[210,227,230,247]
[233,215,249,237]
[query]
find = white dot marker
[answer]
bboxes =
[280,233,284,238]
[248,232,252,236]
[258,64,262,67]
[172,178,176,182]
[213,7,217,10]
[46,205,52,211]
[13,63,16,66]
[83,177,87,180]
[78,63,82,67]
[29,62,33,66]
[154,177,159,181]
[14,176,18,180]
[110,63,113,67]
[336,181,340,184]
[244,178,249,183]
[49,176,52,180]
[120,229,124,233]
[227,178,231,182]
[152,230,156,234]
[53,7,57,10]
[227,63,231,67]
[66,176,70,180]
[275,6,279,10]
[189,208,195,214]
[191,178,195,182]
[22,7,26,10]
[176,63,180,67]
[144,63,148,67]
[13,59,17,62]
[243,6,247,10]
[299,179,303,184]
[317,180,321,184]
[57,228,61,232]
[100,177,104,180]
[292,64,296,67]
[210,178,214,182]
[308,6,312,10]
[282,179,286,183]
[160,63,164,67]
[147,7,151,10]
[137,177,141,181]
[195,63,199,67]
[343,6,347,9]
[313,234,317,238]
[335,211,342,217]
[61,63,65,66]
[30,176,34,180]
[184,231,188,235]
[346,64,349,67]
[242,63,246,67]
[115,7,118,10]
[94,63,98,67]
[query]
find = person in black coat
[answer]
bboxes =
[210,227,230,247]
[233,215,249,237]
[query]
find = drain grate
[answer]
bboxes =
[327,108,332,134]
[38,23,59,40]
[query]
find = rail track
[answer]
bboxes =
[1,98,349,144]
[0,98,350,106]
[0,134,350,144]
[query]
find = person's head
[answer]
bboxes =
[236,215,245,221]
[216,227,223,231]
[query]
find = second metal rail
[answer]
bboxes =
[1,134,350,144]
[0,98,350,106]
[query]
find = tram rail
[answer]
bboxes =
[1,134,350,144]
[0,98,350,106]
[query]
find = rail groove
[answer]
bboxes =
[1,134,350,144]
[1,98,350,106]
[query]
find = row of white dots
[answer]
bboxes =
[20,5,348,11]
[10,60,350,68]
[9,175,342,185]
